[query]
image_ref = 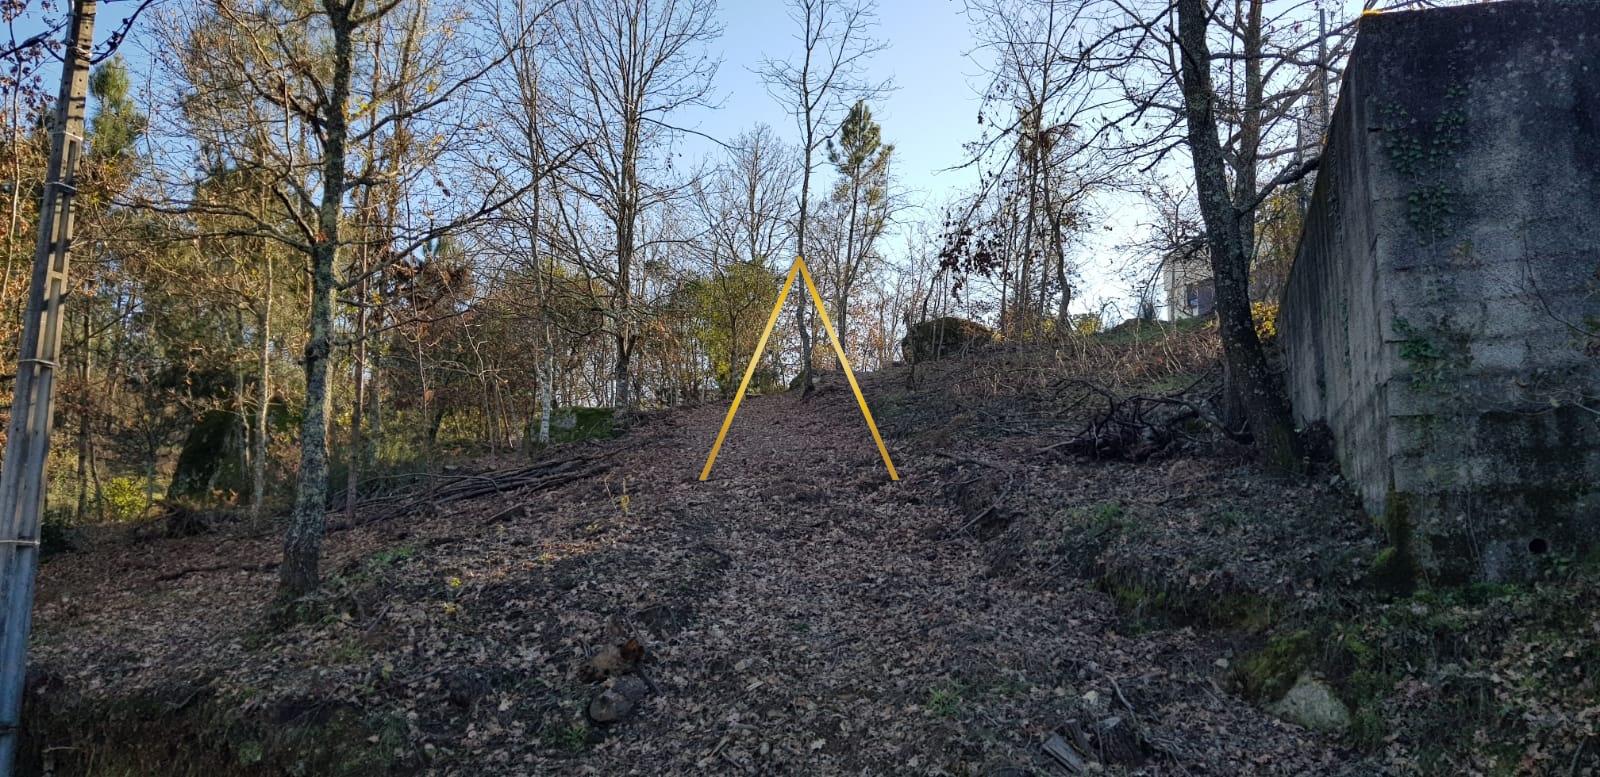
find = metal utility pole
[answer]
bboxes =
[0,0,97,770]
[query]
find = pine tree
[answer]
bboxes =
[825,100,891,347]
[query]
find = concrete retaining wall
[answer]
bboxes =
[1279,1,1600,581]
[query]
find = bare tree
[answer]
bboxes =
[481,0,572,444]
[940,0,1115,339]
[707,125,799,267]
[693,125,799,394]
[759,0,887,394]
[1171,0,1306,468]
[1025,0,1362,469]
[548,0,720,409]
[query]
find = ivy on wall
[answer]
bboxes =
[1379,82,1469,241]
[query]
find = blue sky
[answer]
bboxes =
[676,0,985,208]
[673,0,1161,315]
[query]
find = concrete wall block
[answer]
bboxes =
[1385,267,1466,312]
[1519,217,1600,258]
[1370,207,1440,270]
[1386,377,1467,418]
[1473,295,1575,340]
[1458,225,1522,268]
[1386,411,1486,459]
[1467,336,1532,372]
[1280,1,1600,582]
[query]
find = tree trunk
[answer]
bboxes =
[1175,0,1301,472]
[480,376,495,452]
[252,254,272,520]
[537,209,554,445]
[795,141,815,395]
[345,255,367,519]
[369,339,383,454]
[415,336,435,498]
[838,172,861,349]
[1021,107,1040,338]
[1232,0,1265,266]
[74,309,90,520]
[235,310,250,492]
[539,349,553,444]
[1043,183,1071,329]
[283,241,335,596]
[428,405,446,447]
[613,110,639,409]
[532,69,553,447]
[88,433,102,522]
[280,10,352,599]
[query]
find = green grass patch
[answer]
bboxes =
[539,722,589,752]
[924,682,965,718]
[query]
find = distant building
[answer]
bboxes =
[1162,248,1213,321]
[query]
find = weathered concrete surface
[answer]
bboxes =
[1280,1,1600,581]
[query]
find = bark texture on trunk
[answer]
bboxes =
[795,148,814,396]
[1175,0,1302,472]
[252,266,271,520]
[75,310,91,520]
[346,270,366,519]
[612,107,639,409]
[280,4,352,598]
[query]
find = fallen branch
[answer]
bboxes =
[328,453,618,533]
[1034,376,1240,462]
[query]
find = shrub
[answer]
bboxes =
[39,510,78,555]
[101,476,151,523]
[1251,301,1279,341]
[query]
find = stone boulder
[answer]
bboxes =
[169,409,249,501]
[901,317,994,362]
[587,675,650,724]
[1268,673,1351,733]
[547,407,615,444]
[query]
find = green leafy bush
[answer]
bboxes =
[101,476,151,523]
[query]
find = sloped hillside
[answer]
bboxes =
[21,324,1600,776]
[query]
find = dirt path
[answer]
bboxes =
[508,382,1355,775]
[28,377,1363,775]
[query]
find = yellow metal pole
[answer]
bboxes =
[698,259,802,481]
[795,258,900,480]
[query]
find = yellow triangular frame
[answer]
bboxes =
[698,256,900,481]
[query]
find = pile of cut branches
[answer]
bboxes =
[1040,374,1237,462]
[334,449,619,530]
[425,453,616,503]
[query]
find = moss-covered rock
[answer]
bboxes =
[1235,629,1316,702]
[170,409,249,502]
[901,317,994,361]
[1367,547,1418,595]
[1268,673,1351,733]
[1369,491,1420,594]
[548,407,615,444]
